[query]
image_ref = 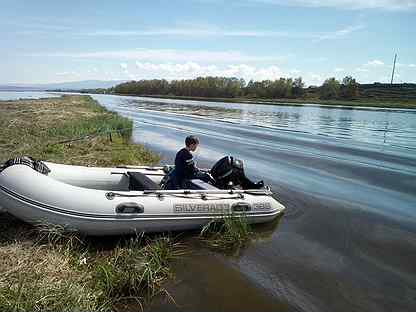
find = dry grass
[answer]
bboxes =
[0,95,177,311]
[0,94,159,166]
[0,218,185,312]
[0,225,103,311]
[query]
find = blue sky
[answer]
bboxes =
[1,0,415,86]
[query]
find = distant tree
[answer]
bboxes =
[269,78,286,98]
[113,76,311,100]
[239,78,246,90]
[320,78,341,99]
[341,76,359,98]
[244,80,255,97]
[292,77,305,97]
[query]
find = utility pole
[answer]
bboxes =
[390,54,397,84]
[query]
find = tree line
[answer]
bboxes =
[112,76,360,100]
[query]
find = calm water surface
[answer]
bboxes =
[87,94,416,312]
[94,94,416,149]
[4,92,416,311]
[0,91,60,101]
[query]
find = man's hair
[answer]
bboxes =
[185,135,199,147]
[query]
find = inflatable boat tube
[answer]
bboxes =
[0,162,285,235]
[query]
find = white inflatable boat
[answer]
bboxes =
[0,158,285,236]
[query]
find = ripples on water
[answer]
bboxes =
[2,92,416,312]
[101,95,416,150]
[3,92,414,150]
[89,94,416,312]
[0,91,60,101]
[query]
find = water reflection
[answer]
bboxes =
[87,93,416,312]
[0,91,61,101]
[111,96,416,150]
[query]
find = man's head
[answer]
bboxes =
[185,135,199,152]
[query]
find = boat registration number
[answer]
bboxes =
[173,202,272,213]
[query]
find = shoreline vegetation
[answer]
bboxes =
[118,93,416,109]
[0,95,178,311]
[70,76,416,109]
[0,95,160,167]
[0,94,256,311]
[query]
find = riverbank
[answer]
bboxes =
[88,92,416,312]
[119,94,416,109]
[0,95,181,311]
[0,94,159,166]
[2,93,415,312]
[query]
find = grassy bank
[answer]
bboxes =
[123,94,416,109]
[0,95,159,166]
[0,95,183,311]
[0,217,184,311]
[0,94,265,311]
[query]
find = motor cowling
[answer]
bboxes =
[210,156,263,189]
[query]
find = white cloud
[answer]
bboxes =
[290,69,301,74]
[85,28,291,38]
[365,60,385,66]
[306,73,325,86]
[315,24,365,41]
[247,0,416,11]
[308,57,328,62]
[84,24,363,42]
[133,61,283,81]
[55,71,79,76]
[355,67,369,72]
[87,67,99,74]
[334,67,345,72]
[397,62,416,68]
[56,72,71,76]
[120,63,128,70]
[30,48,283,63]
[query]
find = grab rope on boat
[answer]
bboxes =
[105,187,272,200]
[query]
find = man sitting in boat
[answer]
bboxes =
[161,136,264,190]
[166,135,201,189]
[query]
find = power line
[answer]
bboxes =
[390,53,397,84]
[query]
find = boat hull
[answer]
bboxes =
[0,164,285,235]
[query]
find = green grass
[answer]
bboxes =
[0,224,102,312]
[0,95,159,166]
[0,217,185,312]
[46,112,133,143]
[200,214,253,253]
[0,274,104,312]
[92,235,185,307]
[0,94,276,311]
[0,95,173,311]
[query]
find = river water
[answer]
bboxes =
[0,91,61,101]
[3,92,416,311]
[87,94,416,312]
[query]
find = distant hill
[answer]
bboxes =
[0,80,126,91]
[0,85,41,91]
[359,83,416,100]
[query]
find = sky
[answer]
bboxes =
[1,0,415,86]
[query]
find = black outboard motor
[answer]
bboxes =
[210,156,264,189]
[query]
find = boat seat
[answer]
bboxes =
[127,172,160,191]
[189,179,220,190]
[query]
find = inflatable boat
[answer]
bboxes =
[0,157,285,235]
